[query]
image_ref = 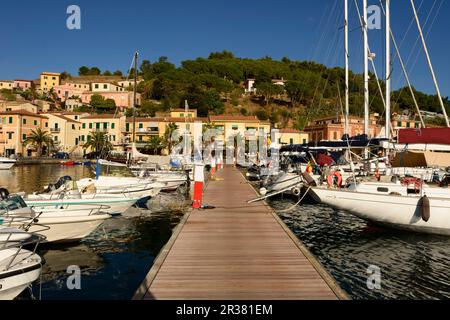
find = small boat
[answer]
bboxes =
[23,177,142,215]
[1,193,111,243]
[0,157,16,170]
[0,226,43,300]
[61,160,75,166]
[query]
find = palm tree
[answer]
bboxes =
[163,122,178,154]
[145,136,164,155]
[23,128,54,157]
[83,131,113,156]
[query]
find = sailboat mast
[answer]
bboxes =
[385,0,391,139]
[410,0,450,127]
[132,51,138,144]
[344,0,350,137]
[363,0,369,137]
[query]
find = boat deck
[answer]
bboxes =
[134,166,348,300]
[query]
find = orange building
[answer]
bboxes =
[0,110,49,157]
[304,115,381,142]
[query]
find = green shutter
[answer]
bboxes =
[126,123,130,132]
[22,134,26,141]
[89,123,92,129]
[82,123,86,129]
[111,123,115,129]
[8,117,13,124]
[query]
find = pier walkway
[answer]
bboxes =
[134,166,348,300]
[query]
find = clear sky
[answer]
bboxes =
[0,0,449,96]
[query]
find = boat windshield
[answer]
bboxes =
[0,196,28,213]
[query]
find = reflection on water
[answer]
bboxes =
[0,164,93,194]
[34,210,184,300]
[268,196,450,299]
[1,164,188,300]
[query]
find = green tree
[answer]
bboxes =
[90,94,116,112]
[285,80,305,107]
[0,89,16,101]
[145,136,165,155]
[254,82,284,105]
[83,131,113,153]
[103,70,112,76]
[163,122,178,154]
[79,66,90,76]
[23,128,54,157]
[113,70,123,77]
[88,67,101,76]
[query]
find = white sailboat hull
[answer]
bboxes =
[309,187,450,236]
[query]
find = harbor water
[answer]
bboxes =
[2,164,450,299]
[269,196,450,300]
[0,164,187,300]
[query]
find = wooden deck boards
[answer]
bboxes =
[134,166,348,300]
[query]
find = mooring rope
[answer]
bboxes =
[277,186,311,213]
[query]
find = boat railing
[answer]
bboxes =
[0,228,45,271]
[27,203,111,216]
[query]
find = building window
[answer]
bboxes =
[415,123,420,129]
[103,123,108,130]
[72,124,75,130]
[23,119,26,125]
[303,139,307,144]
[290,138,294,145]
[8,117,13,124]
[112,135,116,141]
[22,134,26,141]
[180,113,184,117]
[75,116,78,120]
[54,136,58,142]
[34,120,37,126]
[139,123,143,129]
[96,123,100,130]
[82,123,86,129]
[45,122,48,127]
[7,132,13,139]
[89,123,93,129]
[87,135,91,142]
[81,135,85,142]
[111,123,115,129]
[104,84,108,89]
[232,125,238,130]
[406,122,411,128]
[126,123,130,132]
[95,84,99,89]
[397,121,402,127]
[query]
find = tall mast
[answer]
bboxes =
[132,51,138,144]
[385,0,391,139]
[363,0,369,137]
[344,0,350,137]
[410,0,450,127]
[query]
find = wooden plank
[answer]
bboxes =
[134,166,349,300]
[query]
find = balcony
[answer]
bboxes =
[50,128,61,133]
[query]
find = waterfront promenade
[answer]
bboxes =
[134,166,348,300]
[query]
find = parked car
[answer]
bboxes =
[83,152,101,160]
[52,152,70,159]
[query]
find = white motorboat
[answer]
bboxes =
[0,227,43,300]
[76,176,163,199]
[1,194,111,243]
[0,157,16,170]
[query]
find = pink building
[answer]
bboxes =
[14,80,34,90]
[81,91,141,109]
[54,84,86,101]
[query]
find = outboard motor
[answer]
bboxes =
[0,188,10,200]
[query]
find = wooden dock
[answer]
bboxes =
[134,166,348,300]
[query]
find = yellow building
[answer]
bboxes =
[0,110,49,157]
[40,72,61,92]
[170,108,198,118]
[0,101,39,114]
[209,115,271,143]
[80,114,127,151]
[277,128,309,145]
[43,113,82,155]
[125,117,207,147]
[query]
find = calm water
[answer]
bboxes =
[269,196,450,300]
[0,164,187,300]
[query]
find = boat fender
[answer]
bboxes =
[292,187,301,196]
[420,195,430,222]
[259,187,267,196]
[327,171,343,188]
[301,172,317,187]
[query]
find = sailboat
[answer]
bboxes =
[309,0,450,236]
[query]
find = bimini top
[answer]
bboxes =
[280,135,387,153]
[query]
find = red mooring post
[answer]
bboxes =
[192,163,205,209]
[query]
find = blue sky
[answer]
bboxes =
[0,0,449,96]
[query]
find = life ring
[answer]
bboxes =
[327,171,343,188]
